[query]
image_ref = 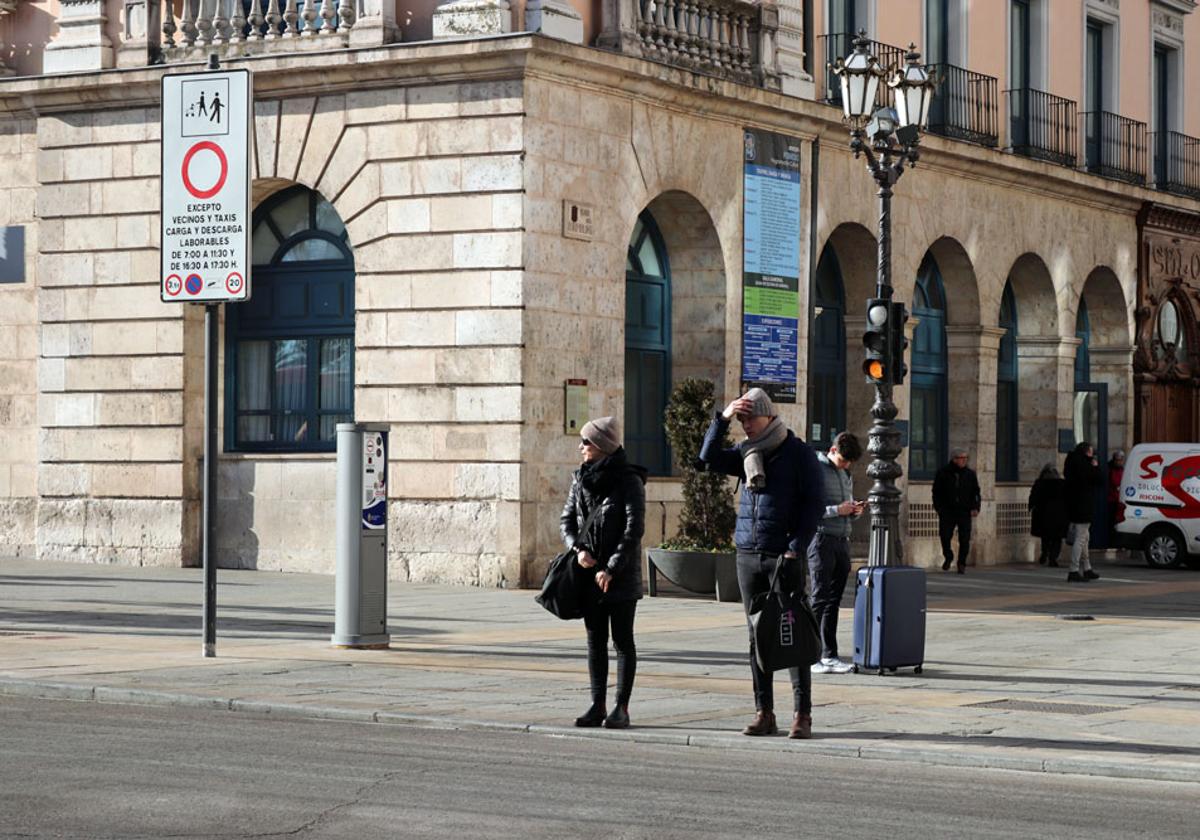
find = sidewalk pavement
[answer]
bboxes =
[2,556,1200,783]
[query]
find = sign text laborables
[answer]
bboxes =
[741,128,802,403]
[160,68,252,303]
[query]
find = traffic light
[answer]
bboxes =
[890,301,909,385]
[862,298,892,384]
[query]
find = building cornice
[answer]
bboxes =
[0,34,1196,219]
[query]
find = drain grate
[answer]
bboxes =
[966,699,1122,716]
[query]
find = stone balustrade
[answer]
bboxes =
[627,0,781,90]
[156,0,359,61]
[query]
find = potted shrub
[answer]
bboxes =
[646,378,739,601]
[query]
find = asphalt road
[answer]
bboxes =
[2,697,1196,840]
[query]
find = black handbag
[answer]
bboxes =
[535,503,603,620]
[748,555,822,672]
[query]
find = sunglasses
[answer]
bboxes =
[579,438,600,449]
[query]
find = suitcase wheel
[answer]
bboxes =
[914,665,923,675]
[851,664,859,674]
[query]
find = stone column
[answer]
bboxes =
[432,0,513,39]
[1091,344,1135,456]
[776,0,814,98]
[116,0,156,68]
[1015,335,1071,479]
[946,324,1003,565]
[349,0,401,47]
[525,0,584,44]
[43,0,115,73]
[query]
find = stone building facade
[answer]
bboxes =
[1,1,1199,582]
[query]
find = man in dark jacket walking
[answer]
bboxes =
[932,449,981,574]
[699,388,824,739]
[1063,441,1103,583]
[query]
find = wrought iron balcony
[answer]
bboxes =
[1152,130,1200,201]
[1081,110,1147,185]
[627,0,782,89]
[926,63,998,147]
[819,32,906,112]
[155,0,358,62]
[1004,88,1077,167]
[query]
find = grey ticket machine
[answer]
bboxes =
[332,423,391,649]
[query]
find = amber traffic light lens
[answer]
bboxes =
[866,360,885,380]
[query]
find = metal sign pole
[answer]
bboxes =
[202,302,219,657]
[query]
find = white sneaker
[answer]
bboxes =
[810,660,832,674]
[821,657,853,674]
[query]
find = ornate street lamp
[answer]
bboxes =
[830,34,938,567]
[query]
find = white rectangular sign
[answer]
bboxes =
[160,68,252,303]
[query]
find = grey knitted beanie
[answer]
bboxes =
[581,416,621,455]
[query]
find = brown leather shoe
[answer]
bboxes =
[789,713,812,740]
[742,710,777,736]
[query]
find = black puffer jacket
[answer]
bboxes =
[1028,476,1068,539]
[1063,448,1103,523]
[560,448,647,603]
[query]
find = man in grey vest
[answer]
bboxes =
[808,432,864,674]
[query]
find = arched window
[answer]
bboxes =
[226,186,355,452]
[624,212,672,475]
[910,253,948,480]
[995,281,1019,481]
[807,247,846,452]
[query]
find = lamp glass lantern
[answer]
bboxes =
[833,34,884,124]
[891,45,936,130]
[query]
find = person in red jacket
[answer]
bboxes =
[1106,450,1126,545]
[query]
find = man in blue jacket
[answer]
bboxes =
[699,387,824,739]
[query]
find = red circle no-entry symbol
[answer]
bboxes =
[181,141,228,199]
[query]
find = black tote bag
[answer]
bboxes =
[748,556,822,672]
[535,503,603,620]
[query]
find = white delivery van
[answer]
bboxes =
[1115,443,1200,568]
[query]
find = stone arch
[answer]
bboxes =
[1004,253,1059,479]
[1077,265,1133,462]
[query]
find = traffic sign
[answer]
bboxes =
[160,68,252,303]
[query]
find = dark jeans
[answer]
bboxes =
[807,533,851,660]
[583,600,637,708]
[736,551,812,715]
[1039,535,1062,565]
[938,513,973,568]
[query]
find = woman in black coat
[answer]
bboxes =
[560,416,647,730]
[1028,464,1068,567]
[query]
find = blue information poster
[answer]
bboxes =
[742,129,802,402]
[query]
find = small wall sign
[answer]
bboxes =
[562,200,594,241]
[564,379,589,434]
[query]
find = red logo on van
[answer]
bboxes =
[1158,455,1200,519]
[1139,455,1164,480]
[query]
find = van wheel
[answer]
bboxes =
[1144,527,1185,569]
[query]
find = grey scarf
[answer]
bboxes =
[739,417,788,490]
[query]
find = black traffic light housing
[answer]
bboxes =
[862,298,892,384]
[890,301,909,385]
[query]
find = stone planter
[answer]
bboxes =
[647,548,737,600]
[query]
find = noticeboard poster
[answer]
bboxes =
[741,128,802,403]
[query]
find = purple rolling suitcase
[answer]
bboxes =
[852,566,926,675]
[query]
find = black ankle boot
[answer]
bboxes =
[575,703,606,727]
[604,705,630,729]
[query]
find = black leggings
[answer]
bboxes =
[583,600,638,708]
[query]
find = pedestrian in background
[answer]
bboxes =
[933,449,981,574]
[699,388,823,739]
[1063,441,1103,583]
[809,431,864,675]
[1107,449,1126,544]
[560,416,647,729]
[1028,464,1067,568]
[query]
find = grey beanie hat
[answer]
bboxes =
[581,416,621,455]
[743,387,776,418]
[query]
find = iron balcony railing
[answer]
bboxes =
[1151,130,1200,201]
[819,32,906,113]
[1081,110,1147,185]
[1004,88,1077,167]
[926,63,998,147]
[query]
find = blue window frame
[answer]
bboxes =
[807,246,846,452]
[910,253,948,480]
[1074,297,1090,387]
[624,212,672,476]
[225,186,355,453]
[996,281,1019,481]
